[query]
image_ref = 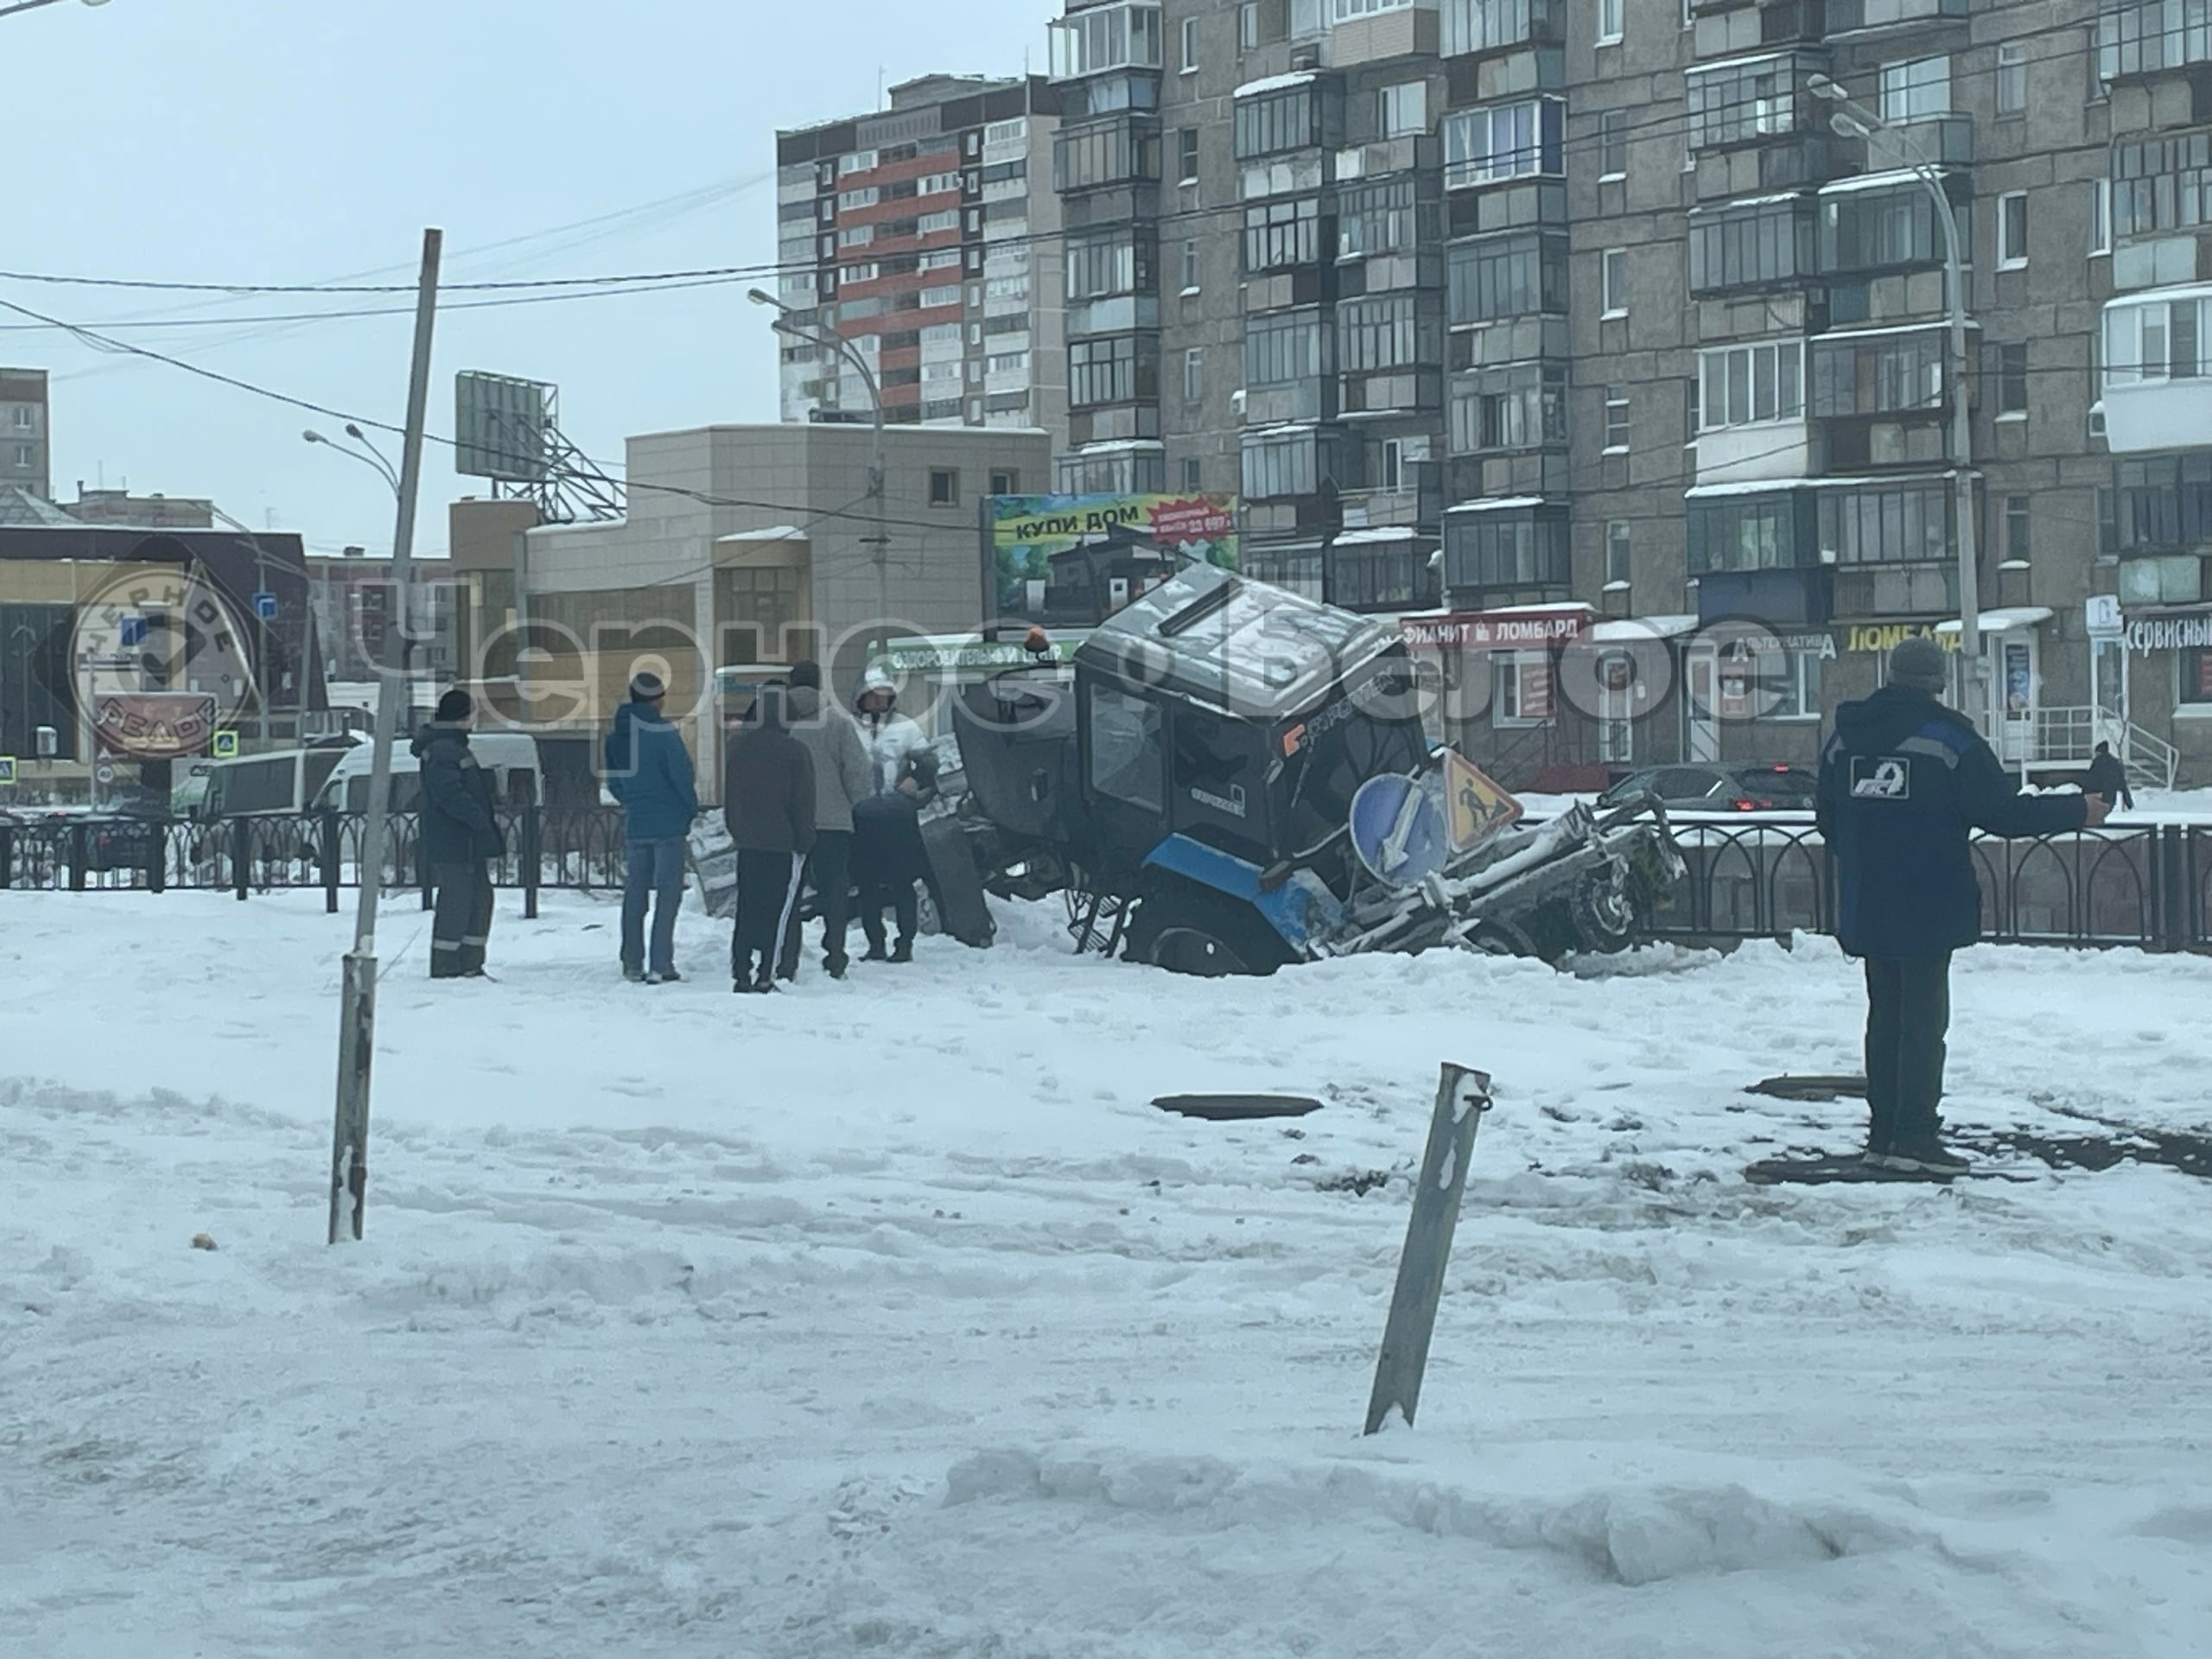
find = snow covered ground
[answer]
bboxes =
[5,889,2211,1658]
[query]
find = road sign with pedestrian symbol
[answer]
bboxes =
[212,730,240,760]
[1444,749,1522,853]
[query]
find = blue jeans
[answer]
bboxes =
[621,836,687,975]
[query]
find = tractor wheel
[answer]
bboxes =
[1568,863,1644,954]
[1123,880,1297,978]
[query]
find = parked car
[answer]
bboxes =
[1598,764,1819,814]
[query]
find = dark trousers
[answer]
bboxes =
[860,880,918,953]
[779,829,853,977]
[429,861,494,979]
[732,849,806,984]
[1863,954,1952,1147]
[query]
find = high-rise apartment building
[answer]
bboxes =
[1041,0,2212,786]
[774,75,1069,451]
[0,368,50,502]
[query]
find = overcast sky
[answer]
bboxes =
[6,0,1058,557]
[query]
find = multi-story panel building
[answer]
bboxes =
[1039,0,2208,786]
[0,368,51,502]
[774,76,1068,448]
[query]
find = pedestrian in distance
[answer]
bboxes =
[1815,636,2109,1175]
[415,688,505,982]
[849,667,938,964]
[604,671,698,984]
[722,682,816,995]
[776,660,873,982]
[2084,740,2136,813]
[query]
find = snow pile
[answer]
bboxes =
[3,891,2210,1656]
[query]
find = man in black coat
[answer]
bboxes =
[2084,741,2136,812]
[722,683,817,994]
[1816,637,2107,1173]
[415,688,506,980]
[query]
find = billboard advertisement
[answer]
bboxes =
[986,493,1239,612]
[454,371,552,485]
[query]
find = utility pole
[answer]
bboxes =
[328,228,442,1246]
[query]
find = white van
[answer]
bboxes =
[311,732,544,816]
[200,747,356,820]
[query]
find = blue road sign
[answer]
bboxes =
[0,757,16,786]
[254,592,278,620]
[119,616,148,647]
[1350,772,1449,889]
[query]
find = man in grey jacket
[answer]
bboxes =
[775,660,874,980]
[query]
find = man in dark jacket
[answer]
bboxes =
[722,683,817,994]
[415,688,505,981]
[2083,741,2136,812]
[1816,637,2107,1173]
[776,660,873,982]
[605,671,698,983]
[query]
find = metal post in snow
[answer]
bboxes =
[328,227,442,1247]
[1364,1062,1493,1436]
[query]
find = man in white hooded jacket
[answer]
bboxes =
[849,668,937,963]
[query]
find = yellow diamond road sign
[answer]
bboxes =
[212,730,241,760]
[1444,748,1522,853]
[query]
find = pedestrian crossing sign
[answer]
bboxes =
[1444,748,1522,853]
[212,730,240,760]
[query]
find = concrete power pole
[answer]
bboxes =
[327,227,442,1245]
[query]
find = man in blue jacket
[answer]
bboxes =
[415,688,505,981]
[1815,636,2107,1173]
[604,671,698,983]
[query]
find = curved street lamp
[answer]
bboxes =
[303,428,401,498]
[0,0,111,21]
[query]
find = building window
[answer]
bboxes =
[1182,238,1200,292]
[1810,329,1945,415]
[1339,176,1427,258]
[1378,82,1428,139]
[928,468,960,507]
[1447,232,1569,324]
[1245,310,1325,389]
[2112,130,2212,239]
[1817,482,1952,564]
[1603,385,1630,451]
[1998,192,2029,269]
[1694,198,1815,292]
[1599,110,1627,180]
[1244,196,1321,270]
[1184,346,1205,404]
[1766,647,1824,720]
[1243,429,1325,498]
[1993,342,2029,416]
[1597,0,1624,46]
[1235,87,1319,159]
[1443,0,1548,54]
[1818,183,1966,276]
[2003,493,2031,564]
[1239,0,1260,52]
[1070,334,1158,407]
[1495,652,1554,725]
[1177,127,1200,183]
[1605,520,1631,586]
[1338,294,1426,373]
[989,468,1020,495]
[1602,248,1627,316]
[2094,178,2113,257]
[1050,3,1166,78]
[1878,56,1951,124]
[1065,233,1153,300]
[1181,13,1199,72]
[2182,646,2212,709]
[1699,340,1805,429]
[1443,98,1565,188]
[1997,41,2027,115]
[1452,364,1569,454]
[12,444,31,468]
[1181,456,1203,493]
[1687,59,1797,151]
[8,407,29,430]
[2107,294,2210,385]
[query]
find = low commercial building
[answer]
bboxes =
[447,422,1051,792]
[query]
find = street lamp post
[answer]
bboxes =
[1810,76,1986,730]
[747,288,890,654]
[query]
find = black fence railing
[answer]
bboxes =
[1653,819,2212,955]
[5,809,2209,956]
[0,807,631,915]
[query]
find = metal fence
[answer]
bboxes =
[1652,819,2212,955]
[0,807,631,917]
[5,808,2209,957]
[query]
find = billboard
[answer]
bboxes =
[454,371,552,484]
[986,493,1239,612]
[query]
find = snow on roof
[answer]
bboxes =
[1819,166,1962,196]
[1684,471,1972,499]
[1332,527,1420,545]
[1934,606,2056,635]
[1592,613,1700,643]
[1234,71,1318,99]
[1818,317,1981,340]
[714,525,805,543]
[1445,496,1550,514]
